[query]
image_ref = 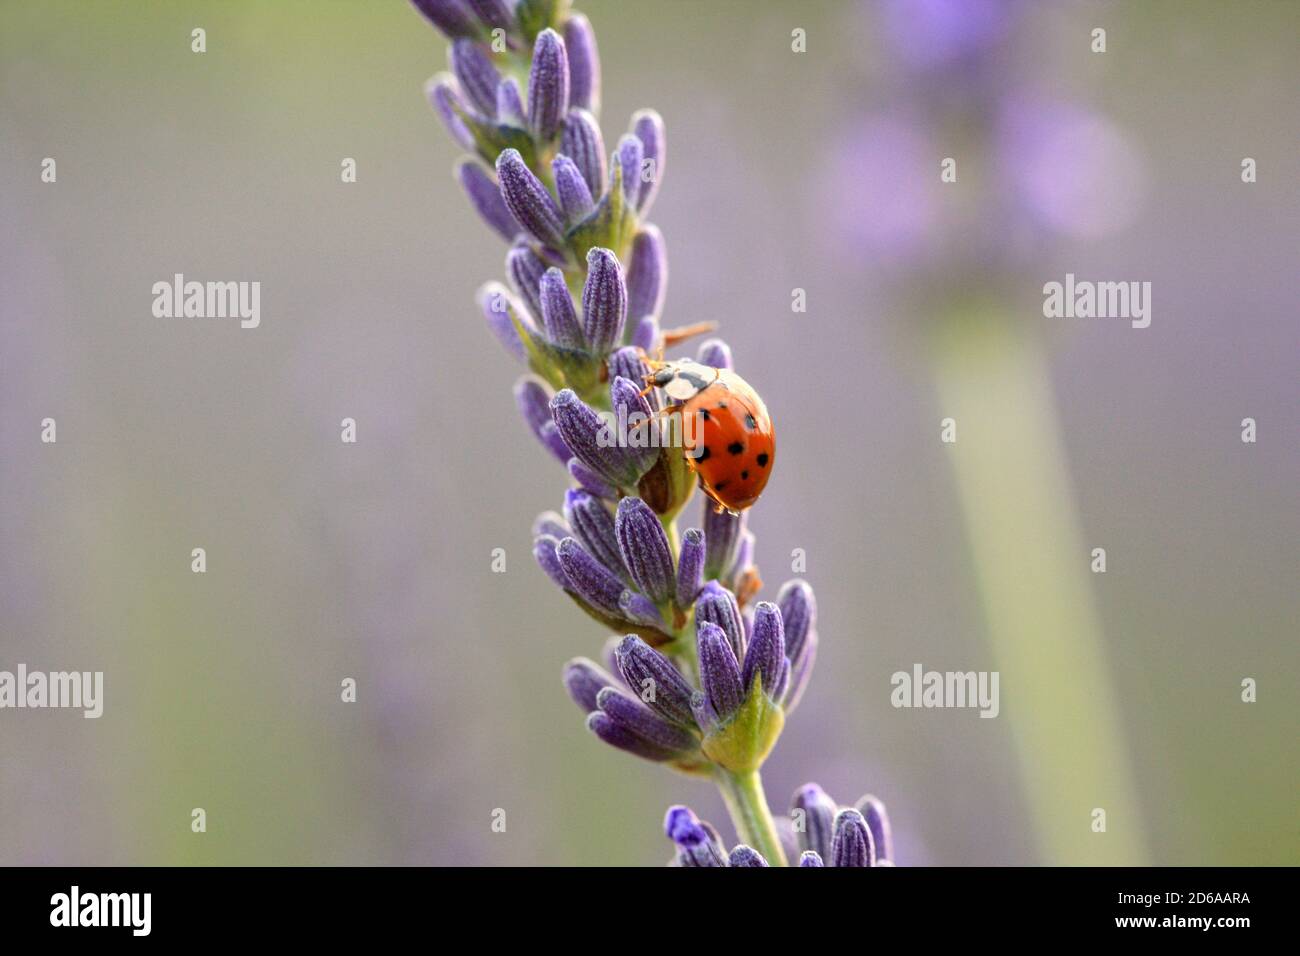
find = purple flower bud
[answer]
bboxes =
[696,336,733,371]
[664,806,727,867]
[703,504,744,579]
[562,657,617,712]
[496,149,566,249]
[425,75,475,150]
[505,242,547,323]
[615,134,644,204]
[614,635,696,727]
[799,851,825,867]
[727,530,755,584]
[564,489,625,581]
[607,346,658,411]
[410,0,480,39]
[695,581,745,661]
[449,38,501,115]
[478,282,528,362]
[532,535,569,591]
[556,536,625,616]
[465,0,513,31]
[631,109,665,213]
[855,794,894,864]
[675,527,705,608]
[568,457,616,499]
[831,809,875,868]
[728,846,768,867]
[791,783,837,862]
[696,621,743,724]
[538,268,586,350]
[552,154,595,225]
[563,13,601,113]
[551,388,643,488]
[561,109,607,196]
[597,688,697,752]
[776,578,817,665]
[609,376,659,478]
[615,497,674,604]
[619,589,665,628]
[457,160,520,242]
[586,712,678,762]
[526,29,569,140]
[532,510,569,541]
[742,602,786,697]
[496,76,524,124]
[631,315,659,351]
[783,626,817,713]
[581,248,628,355]
[515,378,571,463]
[626,225,667,321]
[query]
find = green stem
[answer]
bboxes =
[714,767,788,866]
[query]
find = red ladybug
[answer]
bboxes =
[647,359,775,513]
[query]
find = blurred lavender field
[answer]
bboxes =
[1,0,1296,865]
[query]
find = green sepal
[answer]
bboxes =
[516,0,572,43]
[700,676,785,773]
[568,162,637,265]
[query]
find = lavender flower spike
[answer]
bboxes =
[615,497,675,604]
[496,148,566,249]
[613,635,696,728]
[665,806,727,867]
[675,527,706,608]
[449,37,501,115]
[539,268,586,351]
[831,808,876,868]
[556,536,625,617]
[553,154,595,226]
[791,783,838,863]
[855,794,895,864]
[741,601,786,699]
[457,160,520,242]
[581,248,628,355]
[561,109,607,196]
[410,0,481,39]
[695,581,745,661]
[564,13,601,114]
[526,29,569,141]
[562,657,618,712]
[728,846,769,867]
[695,621,744,727]
[626,225,667,322]
[631,108,666,214]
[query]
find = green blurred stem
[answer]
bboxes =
[715,768,788,866]
[931,314,1148,865]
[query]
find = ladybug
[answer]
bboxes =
[646,359,775,513]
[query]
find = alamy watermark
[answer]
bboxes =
[1043,272,1151,329]
[596,406,706,457]
[891,664,999,718]
[0,665,103,718]
[152,273,260,328]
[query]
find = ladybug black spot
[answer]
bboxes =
[745,414,757,430]
[714,481,729,492]
[756,453,769,467]
[741,470,750,480]
[727,441,744,455]
[716,401,728,410]
[701,408,711,421]
[697,446,711,462]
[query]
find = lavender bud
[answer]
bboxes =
[696,621,743,724]
[562,657,617,712]
[551,388,642,488]
[425,75,475,150]
[496,76,524,125]
[695,581,745,661]
[728,846,769,867]
[631,315,659,351]
[776,578,816,665]
[609,376,659,478]
[556,536,625,616]
[561,109,607,196]
[515,378,571,463]
[496,148,566,249]
[619,589,666,629]
[664,806,727,867]
[631,108,665,213]
[675,528,706,608]
[526,28,569,141]
[586,711,677,762]
[564,490,624,580]
[505,242,547,322]
[449,38,501,115]
[410,0,480,39]
[608,346,657,411]
[614,635,696,727]
[855,794,894,864]
[539,267,586,350]
[532,535,569,591]
[615,134,644,204]
[457,160,521,242]
[697,336,733,371]
[581,248,628,355]
[478,282,528,362]
[563,13,601,113]
[531,510,569,541]
[783,627,817,713]
[626,225,667,321]
[831,809,875,868]
[465,0,512,31]
[728,530,755,585]
[615,497,675,604]
[568,457,616,500]
[742,602,786,697]
[597,687,697,752]
[703,504,744,579]
[791,783,837,862]
[553,154,595,225]
[799,851,825,867]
